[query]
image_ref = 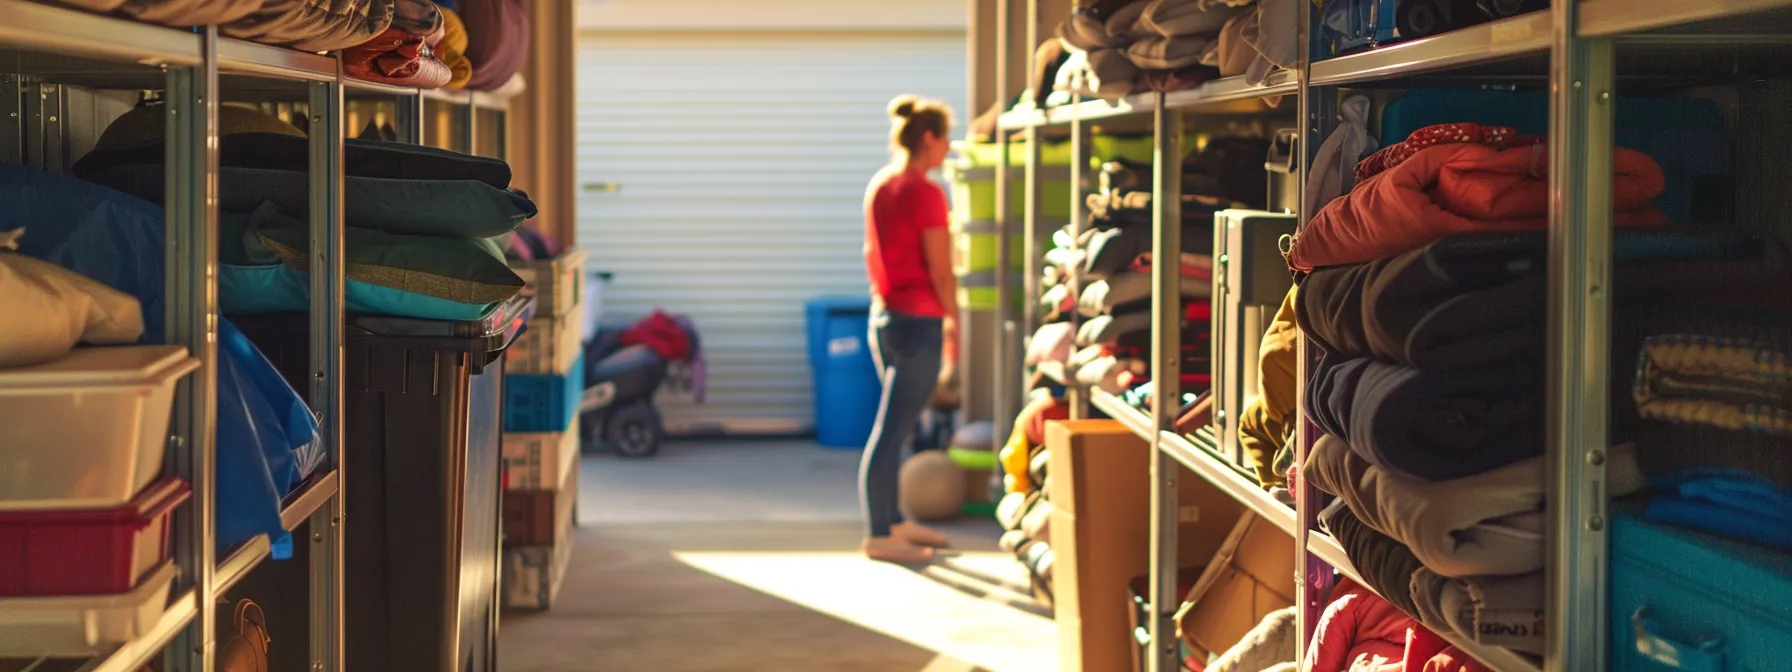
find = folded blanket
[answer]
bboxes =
[1296,232,1549,371]
[1056,48,1139,99]
[1319,501,1424,618]
[1027,321,1075,366]
[1061,12,1122,51]
[1306,354,1543,480]
[1127,35,1214,70]
[1409,569,1544,656]
[1077,269,1210,317]
[1136,66,1220,94]
[1289,142,1667,272]
[1075,305,1213,349]
[1634,334,1792,437]
[1084,221,1216,276]
[1073,350,1143,394]
[1305,433,1645,577]
[1139,0,1251,37]
[1321,503,1543,656]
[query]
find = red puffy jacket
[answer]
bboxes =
[1303,578,1414,672]
[1404,625,1495,672]
[1289,142,1668,271]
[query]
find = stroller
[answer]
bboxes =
[578,310,702,458]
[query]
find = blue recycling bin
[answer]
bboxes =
[804,296,883,449]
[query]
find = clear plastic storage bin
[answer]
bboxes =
[0,561,176,657]
[0,346,198,510]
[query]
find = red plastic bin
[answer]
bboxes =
[0,477,189,597]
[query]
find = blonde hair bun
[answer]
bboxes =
[888,94,921,119]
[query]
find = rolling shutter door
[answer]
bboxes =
[576,31,967,434]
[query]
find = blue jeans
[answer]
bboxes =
[861,310,943,538]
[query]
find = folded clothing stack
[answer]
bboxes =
[1293,121,1771,660]
[1052,0,1298,100]
[71,102,535,323]
[1629,320,1792,551]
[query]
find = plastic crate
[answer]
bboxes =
[947,164,1075,222]
[0,346,198,511]
[504,353,586,433]
[501,427,579,491]
[510,247,587,319]
[0,477,188,598]
[0,562,176,657]
[506,310,584,376]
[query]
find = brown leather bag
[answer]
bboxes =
[216,600,270,672]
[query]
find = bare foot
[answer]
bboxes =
[863,536,934,564]
[891,522,951,549]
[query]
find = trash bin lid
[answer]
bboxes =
[805,295,872,316]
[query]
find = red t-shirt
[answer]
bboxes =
[864,166,950,317]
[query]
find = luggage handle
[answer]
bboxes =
[1632,606,1725,672]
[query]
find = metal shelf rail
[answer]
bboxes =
[987,2,1792,672]
[0,3,514,671]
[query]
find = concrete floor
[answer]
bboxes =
[497,441,1058,672]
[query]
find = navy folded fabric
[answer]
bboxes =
[1296,230,1762,372]
[1305,352,1542,480]
[1645,496,1792,551]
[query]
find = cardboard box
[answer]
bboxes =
[502,457,578,546]
[506,310,584,375]
[501,495,577,611]
[1046,420,1248,672]
[1173,512,1297,659]
[510,247,588,318]
[502,426,580,491]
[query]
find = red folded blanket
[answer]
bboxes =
[1290,141,1668,272]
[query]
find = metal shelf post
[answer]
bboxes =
[992,0,1015,448]
[307,71,347,672]
[1147,95,1185,672]
[1546,1,1616,668]
[161,27,220,672]
[1065,100,1090,420]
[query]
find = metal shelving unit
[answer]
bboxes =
[0,3,515,671]
[989,2,1792,672]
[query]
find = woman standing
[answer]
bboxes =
[859,95,958,563]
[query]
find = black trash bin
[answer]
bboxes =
[233,296,532,672]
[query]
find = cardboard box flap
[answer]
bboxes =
[1173,512,1296,658]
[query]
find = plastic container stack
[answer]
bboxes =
[501,246,588,611]
[0,345,198,658]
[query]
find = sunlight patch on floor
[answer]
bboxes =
[673,551,1059,672]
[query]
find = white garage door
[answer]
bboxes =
[576,31,967,435]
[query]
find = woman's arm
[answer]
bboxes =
[920,226,960,351]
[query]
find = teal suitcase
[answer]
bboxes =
[1610,512,1792,671]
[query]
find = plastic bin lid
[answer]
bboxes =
[0,345,197,391]
[0,561,176,611]
[0,477,190,525]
